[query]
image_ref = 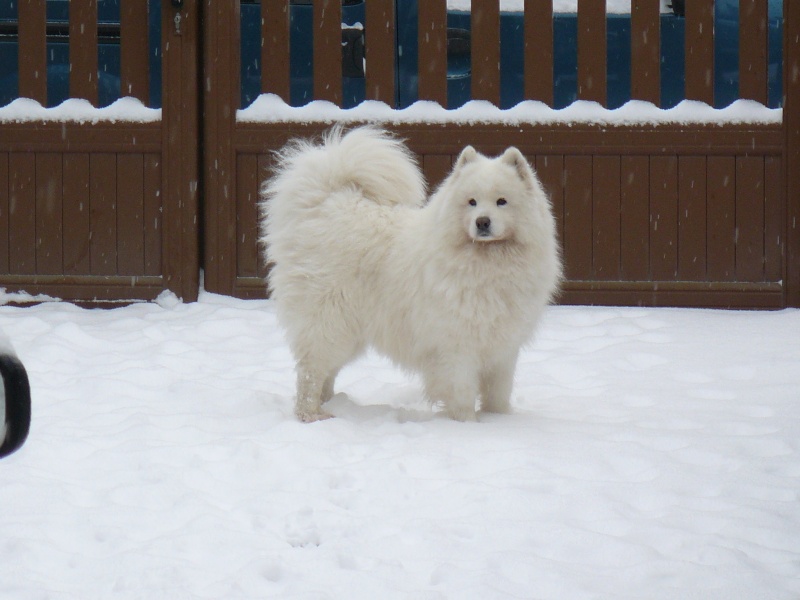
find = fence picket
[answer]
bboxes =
[472,0,501,106]
[70,0,99,105]
[524,0,554,105]
[739,0,768,104]
[120,0,149,103]
[313,0,342,105]
[365,0,396,104]
[577,0,607,105]
[17,0,47,105]
[631,0,660,105]
[262,0,291,101]
[685,1,714,105]
[418,0,447,106]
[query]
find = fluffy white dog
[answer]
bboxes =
[261,127,561,422]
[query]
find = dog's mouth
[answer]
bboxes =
[471,231,507,244]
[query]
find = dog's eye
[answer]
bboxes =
[468,199,477,207]
[497,198,507,206]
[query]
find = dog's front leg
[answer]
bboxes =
[295,364,333,423]
[479,353,517,414]
[424,365,479,422]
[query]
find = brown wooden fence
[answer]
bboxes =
[1,0,199,303]
[2,1,799,308]
[204,0,800,309]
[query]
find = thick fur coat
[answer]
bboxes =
[261,127,561,422]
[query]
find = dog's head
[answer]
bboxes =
[438,145,544,245]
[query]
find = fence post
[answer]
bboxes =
[202,0,239,296]
[786,2,800,307]
[161,0,200,301]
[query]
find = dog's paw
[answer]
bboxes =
[296,409,334,423]
[445,406,478,422]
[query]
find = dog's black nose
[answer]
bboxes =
[476,216,491,233]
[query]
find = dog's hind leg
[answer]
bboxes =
[321,369,340,404]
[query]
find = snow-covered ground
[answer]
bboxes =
[1,289,798,599]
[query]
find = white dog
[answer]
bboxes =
[261,127,561,422]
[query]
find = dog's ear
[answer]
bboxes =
[454,145,478,172]
[501,147,535,188]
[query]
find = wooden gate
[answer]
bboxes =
[203,0,800,309]
[0,0,199,303]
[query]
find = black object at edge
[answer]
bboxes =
[0,354,31,458]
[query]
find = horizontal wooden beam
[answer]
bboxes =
[234,122,784,157]
[0,123,161,153]
[560,281,784,309]
[0,275,165,304]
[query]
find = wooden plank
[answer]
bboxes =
[577,0,607,105]
[786,0,800,306]
[143,154,162,277]
[535,155,565,248]
[365,0,396,104]
[236,122,783,157]
[630,0,660,105]
[418,0,448,105]
[70,0,99,105]
[0,154,8,273]
[763,156,783,282]
[63,154,92,275]
[685,1,714,104]
[117,154,145,276]
[649,156,678,281]
[472,0,501,105]
[620,156,650,280]
[559,280,783,309]
[739,0,768,104]
[261,0,291,101]
[35,153,63,275]
[735,156,765,282]
[90,153,117,275]
[563,155,593,280]
[313,0,342,105]
[120,0,150,103]
[17,0,47,105]
[678,156,707,281]
[0,274,164,304]
[236,154,260,278]
[0,123,160,153]
[706,156,736,282]
[592,155,621,280]
[524,0,554,105]
[423,155,453,191]
[8,154,36,274]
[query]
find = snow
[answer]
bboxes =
[0,97,160,124]
[447,0,673,13]
[1,288,799,599]
[238,95,783,126]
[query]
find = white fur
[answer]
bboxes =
[261,126,562,422]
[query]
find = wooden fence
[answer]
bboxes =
[204,0,800,308]
[1,0,199,303]
[1,1,799,308]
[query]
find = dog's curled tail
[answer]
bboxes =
[262,126,427,211]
